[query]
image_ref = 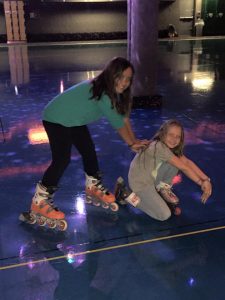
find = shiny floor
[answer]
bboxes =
[0,38,225,300]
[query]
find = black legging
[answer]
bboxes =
[42,121,99,187]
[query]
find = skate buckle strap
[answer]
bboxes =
[95,181,110,195]
[39,196,59,213]
[156,182,172,191]
[47,198,59,211]
[39,191,54,200]
[157,184,179,204]
[126,192,140,207]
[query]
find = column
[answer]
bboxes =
[127,0,160,106]
[4,0,26,43]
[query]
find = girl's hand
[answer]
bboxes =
[134,139,151,146]
[200,180,212,204]
[130,141,148,153]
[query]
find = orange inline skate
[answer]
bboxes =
[85,174,119,212]
[19,182,67,231]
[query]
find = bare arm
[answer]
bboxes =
[180,156,210,181]
[168,154,212,203]
[124,117,150,146]
[117,121,149,152]
[123,117,136,142]
[117,125,135,146]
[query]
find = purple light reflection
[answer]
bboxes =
[75,196,86,215]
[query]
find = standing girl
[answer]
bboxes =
[115,119,212,221]
[21,57,148,230]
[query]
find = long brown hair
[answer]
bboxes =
[153,119,185,157]
[90,57,134,115]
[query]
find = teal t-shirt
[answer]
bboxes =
[42,80,125,129]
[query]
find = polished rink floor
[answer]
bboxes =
[0,38,225,300]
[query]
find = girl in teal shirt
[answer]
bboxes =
[20,57,148,230]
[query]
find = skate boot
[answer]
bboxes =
[114,177,140,207]
[19,182,68,231]
[85,174,119,212]
[156,181,181,216]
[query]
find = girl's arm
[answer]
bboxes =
[168,154,212,203]
[123,117,136,142]
[180,155,210,182]
[123,117,150,146]
[117,124,135,146]
[117,121,149,152]
[117,125,145,152]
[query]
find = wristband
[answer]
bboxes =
[198,178,211,186]
[203,177,211,182]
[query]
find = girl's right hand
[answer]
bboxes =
[135,139,151,146]
[200,180,212,204]
[130,141,148,153]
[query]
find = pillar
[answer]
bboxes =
[4,0,26,43]
[127,0,159,104]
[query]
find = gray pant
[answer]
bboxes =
[135,162,178,221]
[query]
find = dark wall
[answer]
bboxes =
[159,1,180,33]
[202,0,225,36]
[2,1,224,42]
[26,3,126,34]
[27,10,126,34]
[158,0,194,36]
[0,4,6,34]
[0,1,197,42]
[0,2,127,42]
[158,0,225,37]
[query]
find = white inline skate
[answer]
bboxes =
[85,174,119,212]
[19,182,68,231]
[156,181,181,216]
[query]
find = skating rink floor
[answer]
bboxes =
[0,37,225,299]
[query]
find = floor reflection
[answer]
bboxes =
[0,39,225,299]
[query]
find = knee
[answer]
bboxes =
[157,209,171,221]
[137,201,172,221]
